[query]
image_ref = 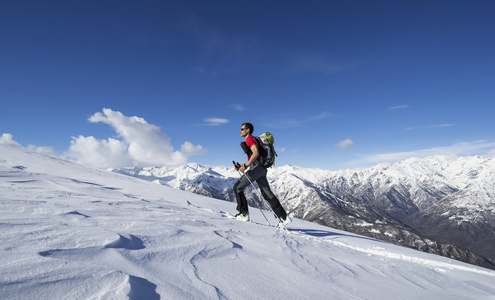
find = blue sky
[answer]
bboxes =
[2,0,495,171]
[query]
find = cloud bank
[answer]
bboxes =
[1,133,57,156]
[0,133,21,147]
[65,108,206,168]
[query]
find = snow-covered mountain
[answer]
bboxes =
[112,155,495,270]
[3,143,495,299]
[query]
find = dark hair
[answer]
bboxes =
[242,122,254,135]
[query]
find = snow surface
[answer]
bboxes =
[1,143,495,300]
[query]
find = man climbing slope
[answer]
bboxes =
[232,122,291,228]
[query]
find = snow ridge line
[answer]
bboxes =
[295,230,495,277]
[348,243,495,277]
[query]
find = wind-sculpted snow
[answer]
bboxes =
[2,144,495,299]
[112,156,495,269]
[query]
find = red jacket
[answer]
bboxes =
[245,136,259,160]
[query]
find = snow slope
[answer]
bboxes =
[1,143,495,300]
[113,157,495,268]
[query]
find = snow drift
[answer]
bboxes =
[1,143,495,299]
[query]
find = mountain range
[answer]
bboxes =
[112,155,495,270]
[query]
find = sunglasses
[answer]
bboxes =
[240,128,247,131]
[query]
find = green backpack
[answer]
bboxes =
[255,132,277,168]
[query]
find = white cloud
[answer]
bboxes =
[428,124,454,128]
[0,133,22,147]
[231,104,246,111]
[203,118,230,126]
[388,105,409,110]
[335,139,355,150]
[181,141,207,156]
[27,145,57,156]
[67,136,133,168]
[406,124,455,131]
[65,108,206,168]
[1,133,56,156]
[351,140,495,166]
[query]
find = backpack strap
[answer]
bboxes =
[240,141,251,156]
[253,136,262,159]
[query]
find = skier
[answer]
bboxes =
[232,122,291,227]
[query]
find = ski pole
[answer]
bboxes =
[233,161,271,225]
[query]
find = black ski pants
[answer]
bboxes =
[233,163,287,218]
